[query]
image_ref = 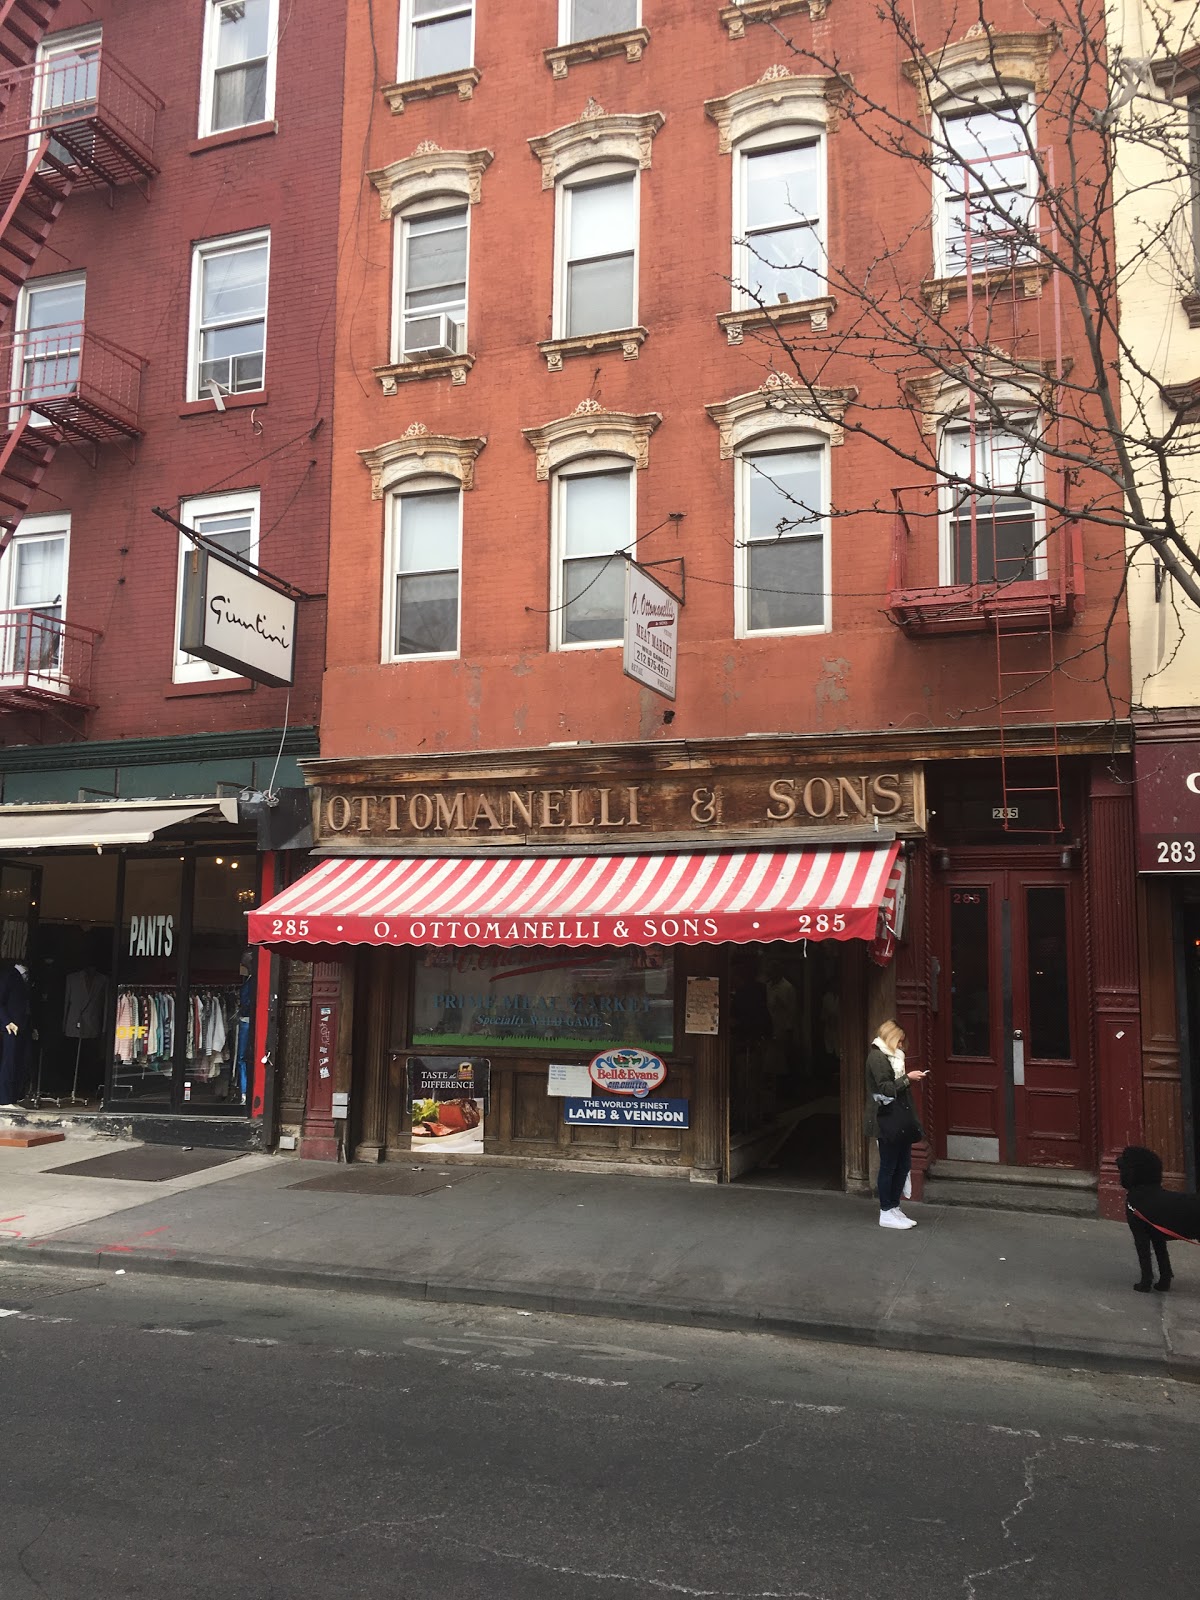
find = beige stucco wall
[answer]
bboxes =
[1110,1,1200,712]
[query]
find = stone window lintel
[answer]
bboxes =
[358,430,487,499]
[368,147,494,219]
[720,1,828,39]
[521,404,662,481]
[902,28,1059,114]
[705,377,857,456]
[543,27,650,79]
[705,73,847,152]
[529,108,664,189]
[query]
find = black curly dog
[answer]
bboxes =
[1117,1146,1200,1293]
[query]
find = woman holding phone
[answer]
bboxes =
[864,1019,928,1229]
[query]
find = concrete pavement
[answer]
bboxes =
[1,1140,1197,1379]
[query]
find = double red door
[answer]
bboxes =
[935,865,1092,1169]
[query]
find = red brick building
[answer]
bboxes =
[256,1,1143,1213]
[0,0,342,1141]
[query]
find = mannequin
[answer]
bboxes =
[0,961,32,1108]
[63,964,108,1104]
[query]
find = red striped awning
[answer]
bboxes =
[249,844,903,951]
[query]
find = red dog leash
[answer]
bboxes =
[1128,1205,1198,1245]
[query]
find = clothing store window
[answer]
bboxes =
[112,858,182,1106]
[190,853,255,1106]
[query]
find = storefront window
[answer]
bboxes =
[949,887,991,1058]
[0,863,36,961]
[189,853,255,1105]
[412,945,674,1053]
[112,858,183,1105]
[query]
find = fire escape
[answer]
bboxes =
[0,5,160,722]
[886,143,1081,832]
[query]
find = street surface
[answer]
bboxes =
[0,1261,1195,1599]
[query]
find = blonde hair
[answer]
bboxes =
[876,1019,905,1053]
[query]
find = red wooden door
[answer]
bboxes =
[936,867,1090,1169]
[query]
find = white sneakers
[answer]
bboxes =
[879,1208,917,1229]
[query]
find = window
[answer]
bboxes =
[560,0,639,44]
[552,459,632,648]
[201,0,277,136]
[189,232,269,400]
[737,444,828,634]
[402,0,474,80]
[174,491,259,682]
[941,423,1043,586]
[938,100,1035,275]
[386,483,461,659]
[394,205,468,360]
[735,137,823,307]
[13,274,84,416]
[33,26,100,163]
[558,168,637,337]
[0,513,68,680]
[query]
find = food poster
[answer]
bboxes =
[407,1056,491,1151]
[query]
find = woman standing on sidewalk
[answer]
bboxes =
[865,1020,927,1230]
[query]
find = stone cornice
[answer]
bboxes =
[380,65,481,115]
[528,102,664,188]
[705,70,848,153]
[368,145,494,219]
[905,358,1053,434]
[521,400,661,480]
[902,27,1059,111]
[720,1,828,38]
[705,373,857,456]
[373,353,475,392]
[538,326,647,371]
[543,26,649,78]
[717,298,836,344]
[358,426,487,499]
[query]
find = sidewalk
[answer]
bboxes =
[2,1140,1197,1379]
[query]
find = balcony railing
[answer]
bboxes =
[0,606,99,708]
[887,484,1083,635]
[1,320,143,441]
[0,46,161,185]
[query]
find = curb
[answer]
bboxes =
[4,1239,1195,1383]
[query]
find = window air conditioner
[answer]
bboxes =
[404,313,464,359]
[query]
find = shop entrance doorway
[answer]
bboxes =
[728,940,842,1188]
[935,865,1091,1168]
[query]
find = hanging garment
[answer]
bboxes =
[0,964,32,1103]
[63,969,109,1040]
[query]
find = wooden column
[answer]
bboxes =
[352,946,393,1163]
[895,841,933,1199]
[299,959,351,1161]
[384,949,413,1157]
[841,941,871,1191]
[680,944,728,1183]
[1085,762,1144,1218]
[1137,877,1186,1186]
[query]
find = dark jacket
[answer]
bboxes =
[864,1045,913,1140]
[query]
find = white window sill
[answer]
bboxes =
[543,28,650,78]
[539,326,647,371]
[736,623,832,640]
[552,638,623,653]
[375,353,475,392]
[383,651,460,665]
[718,297,836,345]
[720,0,829,36]
[381,66,481,115]
[922,261,1048,310]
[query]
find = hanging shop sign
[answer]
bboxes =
[1134,738,1200,872]
[564,1096,689,1128]
[623,562,679,701]
[180,544,297,688]
[314,765,924,850]
[407,1055,491,1150]
[588,1047,668,1098]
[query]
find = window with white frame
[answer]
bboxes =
[940,422,1043,586]
[189,232,269,400]
[13,273,84,415]
[560,0,639,44]
[394,204,468,361]
[386,482,462,658]
[557,167,637,338]
[734,134,823,308]
[736,443,829,635]
[401,0,474,80]
[937,98,1035,276]
[174,491,260,681]
[200,0,278,136]
[33,26,100,162]
[552,458,632,648]
[0,513,68,679]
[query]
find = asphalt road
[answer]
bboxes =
[0,1262,1196,1600]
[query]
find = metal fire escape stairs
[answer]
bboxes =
[960,148,1068,836]
[0,1,59,75]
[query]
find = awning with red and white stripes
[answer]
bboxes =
[249,844,903,951]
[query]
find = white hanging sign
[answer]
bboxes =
[623,561,679,702]
[180,545,297,688]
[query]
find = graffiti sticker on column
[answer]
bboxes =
[588,1048,667,1099]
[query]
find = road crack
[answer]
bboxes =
[961,1447,1042,1598]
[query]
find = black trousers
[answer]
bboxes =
[877,1138,912,1212]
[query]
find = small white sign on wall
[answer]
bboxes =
[547,1062,593,1098]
